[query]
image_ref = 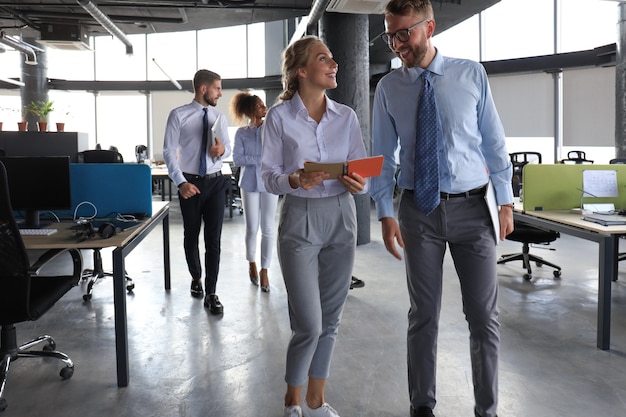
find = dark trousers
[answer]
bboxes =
[179,173,227,294]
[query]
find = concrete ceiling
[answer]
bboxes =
[0,0,500,68]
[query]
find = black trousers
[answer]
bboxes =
[179,173,227,294]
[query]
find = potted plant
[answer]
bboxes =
[56,107,71,132]
[26,100,54,132]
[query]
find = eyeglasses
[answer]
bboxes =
[381,19,430,46]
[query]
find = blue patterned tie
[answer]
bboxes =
[199,107,208,176]
[413,70,440,215]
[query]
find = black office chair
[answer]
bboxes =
[76,149,134,300]
[498,152,562,280]
[0,161,81,412]
[559,150,594,164]
[77,149,123,164]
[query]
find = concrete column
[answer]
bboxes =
[616,4,626,157]
[320,13,371,245]
[20,39,48,131]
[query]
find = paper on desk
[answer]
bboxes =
[582,170,618,197]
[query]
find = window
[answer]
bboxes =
[147,31,196,81]
[482,0,554,61]
[432,14,480,61]
[95,34,146,80]
[559,0,616,53]
[198,25,247,78]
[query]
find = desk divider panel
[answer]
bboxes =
[522,164,626,211]
[54,163,152,219]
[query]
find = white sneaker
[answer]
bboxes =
[283,405,303,417]
[302,400,340,417]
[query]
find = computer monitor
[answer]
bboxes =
[0,156,72,228]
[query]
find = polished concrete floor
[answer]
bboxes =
[3,196,626,417]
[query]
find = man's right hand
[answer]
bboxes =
[178,182,201,199]
[381,217,404,260]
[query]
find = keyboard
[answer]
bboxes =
[19,228,58,236]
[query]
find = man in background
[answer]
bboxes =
[163,69,231,315]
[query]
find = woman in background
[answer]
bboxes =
[230,92,277,292]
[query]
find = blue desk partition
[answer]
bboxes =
[55,163,152,219]
[522,164,626,211]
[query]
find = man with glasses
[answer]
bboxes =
[370,1,514,417]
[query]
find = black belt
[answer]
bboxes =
[404,185,487,200]
[439,185,487,200]
[183,171,223,180]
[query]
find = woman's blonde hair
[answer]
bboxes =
[279,36,324,102]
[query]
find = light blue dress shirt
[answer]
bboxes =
[163,100,232,187]
[261,92,368,198]
[233,124,265,193]
[370,50,513,219]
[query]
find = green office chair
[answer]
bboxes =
[498,152,562,280]
[0,161,82,412]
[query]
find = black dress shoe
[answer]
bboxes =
[474,410,497,417]
[190,279,203,298]
[349,276,365,289]
[410,406,435,417]
[204,294,224,315]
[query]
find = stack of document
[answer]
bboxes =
[582,213,626,226]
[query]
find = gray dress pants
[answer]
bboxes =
[398,190,499,417]
[278,192,357,386]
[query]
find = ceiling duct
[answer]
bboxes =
[0,32,39,65]
[76,0,133,55]
[326,0,387,14]
[38,23,91,51]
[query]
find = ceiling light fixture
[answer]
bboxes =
[0,32,41,65]
[76,0,134,55]
[152,58,182,90]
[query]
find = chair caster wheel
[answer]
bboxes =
[60,366,74,380]
[126,283,135,292]
[43,341,56,351]
[83,293,92,301]
[523,273,532,281]
[553,270,562,278]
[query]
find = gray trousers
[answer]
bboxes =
[398,191,499,417]
[278,192,356,386]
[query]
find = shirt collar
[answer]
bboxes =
[287,91,339,119]
[191,100,208,111]
[402,48,444,82]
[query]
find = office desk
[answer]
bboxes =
[151,166,172,201]
[23,201,171,387]
[513,207,626,350]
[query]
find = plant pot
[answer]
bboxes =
[37,121,47,132]
[56,122,65,132]
[17,121,27,131]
